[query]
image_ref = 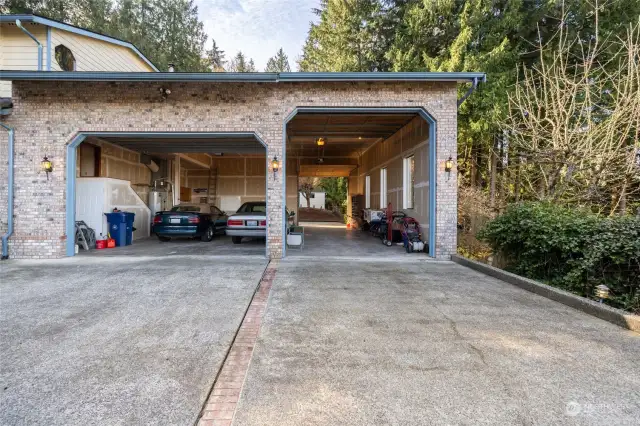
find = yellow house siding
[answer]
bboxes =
[50,28,153,72]
[0,23,49,97]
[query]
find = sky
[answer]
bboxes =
[195,0,320,71]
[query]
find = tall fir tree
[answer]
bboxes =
[265,48,291,72]
[228,51,257,72]
[207,39,226,71]
[299,0,387,71]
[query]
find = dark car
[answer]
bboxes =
[153,204,228,242]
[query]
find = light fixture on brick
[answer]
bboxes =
[159,86,171,100]
[41,156,53,180]
[271,156,279,178]
[445,156,454,180]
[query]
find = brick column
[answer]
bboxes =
[266,138,284,259]
[434,92,459,259]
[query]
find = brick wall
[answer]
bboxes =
[0,128,8,237]
[0,80,458,259]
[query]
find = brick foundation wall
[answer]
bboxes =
[0,80,458,259]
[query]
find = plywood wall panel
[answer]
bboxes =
[214,158,245,176]
[245,177,266,196]
[246,158,266,176]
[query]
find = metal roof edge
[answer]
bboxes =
[0,71,486,83]
[278,72,487,83]
[0,14,159,72]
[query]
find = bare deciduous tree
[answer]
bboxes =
[504,3,640,214]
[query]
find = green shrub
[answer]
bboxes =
[478,203,640,313]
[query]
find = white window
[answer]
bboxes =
[380,168,387,207]
[365,175,371,208]
[403,156,415,209]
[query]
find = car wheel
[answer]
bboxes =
[158,235,171,242]
[232,236,242,244]
[201,225,214,242]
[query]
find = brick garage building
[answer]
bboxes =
[0,72,484,260]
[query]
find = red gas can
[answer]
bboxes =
[96,239,107,249]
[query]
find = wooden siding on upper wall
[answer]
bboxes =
[50,28,153,72]
[0,22,153,96]
[354,116,431,226]
[0,23,49,97]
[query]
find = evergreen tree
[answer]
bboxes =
[299,0,387,71]
[265,48,291,72]
[206,39,226,71]
[228,51,257,72]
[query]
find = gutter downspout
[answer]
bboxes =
[457,77,480,108]
[16,19,43,71]
[0,123,14,260]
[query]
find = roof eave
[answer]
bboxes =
[0,71,486,83]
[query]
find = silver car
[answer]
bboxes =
[226,202,267,244]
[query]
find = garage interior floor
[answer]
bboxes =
[286,223,420,259]
[79,223,418,259]
[79,235,266,257]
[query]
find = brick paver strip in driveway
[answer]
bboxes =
[233,258,640,425]
[198,262,277,426]
[0,255,268,425]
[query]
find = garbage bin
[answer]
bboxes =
[124,212,135,245]
[104,212,135,247]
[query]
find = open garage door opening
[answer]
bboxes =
[285,110,435,258]
[70,133,268,258]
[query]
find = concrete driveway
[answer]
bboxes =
[0,255,268,425]
[234,258,640,425]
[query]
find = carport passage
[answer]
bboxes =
[0,256,268,425]
[234,259,640,425]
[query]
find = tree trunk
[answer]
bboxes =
[514,157,521,202]
[489,140,498,210]
[470,142,480,188]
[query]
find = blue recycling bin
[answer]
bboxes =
[104,212,135,247]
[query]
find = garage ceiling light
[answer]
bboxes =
[316,137,326,146]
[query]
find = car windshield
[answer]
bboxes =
[236,203,266,213]
[171,206,200,212]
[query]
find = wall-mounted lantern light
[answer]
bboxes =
[595,284,610,303]
[41,155,53,180]
[316,137,326,147]
[167,63,175,72]
[271,156,279,178]
[445,156,454,180]
[159,87,171,100]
